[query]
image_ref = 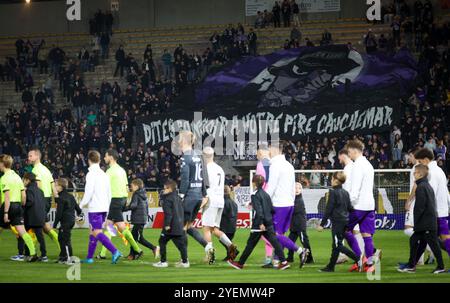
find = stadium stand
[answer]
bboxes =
[0,4,448,190]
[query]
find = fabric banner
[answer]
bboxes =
[110,0,119,11]
[135,99,400,148]
[245,0,341,16]
[197,45,417,110]
[195,45,417,109]
[136,45,416,149]
[299,0,340,13]
[245,0,272,16]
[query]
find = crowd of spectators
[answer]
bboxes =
[111,23,259,91]
[364,0,449,54]
[0,38,44,92]
[254,0,301,29]
[0,2,448,190]
[282,39,449,185]
[209,24,258,58]
[89,10,113,62]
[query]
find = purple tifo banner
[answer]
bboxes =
[306,214,405,230]
[195,44,417,109]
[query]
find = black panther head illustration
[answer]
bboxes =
[250,45,364,107]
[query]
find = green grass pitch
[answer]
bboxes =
[0,228,450,283]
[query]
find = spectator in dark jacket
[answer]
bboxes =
[114,45,125,77]
[153,179,188,268]
[292,0,300,26]
[272,1,281,27]
[281,0,291,27]
[21,87,33,104]
[125,178,159,260]
[100,32,111,59]
[287,182,314,263]
[105,11,113,34]
[364,31,378,53]
[53,178,82,264]
[219,185,238,260]
[317,172,361,272]
[21,172,47,260]
[399,164,445,273]
[320,29,332,46]
[227,175,291,270]
[247,28,258,56]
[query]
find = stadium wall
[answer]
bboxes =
[1,0,447,36]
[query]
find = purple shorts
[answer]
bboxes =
[89,212,107,231]
[437,217,449,235]
[273,206,294,235]
[347,210,375,235]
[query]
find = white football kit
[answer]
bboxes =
[343,161,360,232]
[404,164,417,227]
[202,162,225,228]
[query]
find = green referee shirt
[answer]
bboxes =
[32,162,54,198]
[106,163,128,198]
[0,169,25,204]
[0,175,3,205]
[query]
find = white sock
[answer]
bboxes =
[219,234,232,247]
[296,247,303,255]
[204,242,213,252]
[355,233,365,254]
[418,253,425,264]
[404,228,414,237]
[417,244,432,265]
[426,245,435,258]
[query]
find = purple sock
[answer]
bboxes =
[444,239,450,257]
[97,233,118,254]
[276,234,299,252]
[87,235,98,259]
[363,236,374,260]
[344,231,362,258]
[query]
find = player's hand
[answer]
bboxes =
[405,201,411,211]
[165,226,171,231]
[4,214,9,223]
[200,197,209,209]
[316,225,324,232]
[259,224,266,231]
